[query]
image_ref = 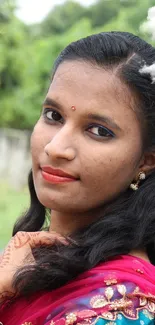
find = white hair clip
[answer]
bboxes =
[139,63,155,84]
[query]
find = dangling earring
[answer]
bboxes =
[130,171,146,191]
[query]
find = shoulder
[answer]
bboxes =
[45,282,155,325]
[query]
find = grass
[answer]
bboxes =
[0,182,29,249]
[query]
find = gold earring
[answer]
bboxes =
[130,171,146,191]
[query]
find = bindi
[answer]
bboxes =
[71,105,76,111]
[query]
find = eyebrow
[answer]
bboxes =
[43,98,63,110]
[43,97,121,131]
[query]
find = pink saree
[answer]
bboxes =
[0,254,155,325]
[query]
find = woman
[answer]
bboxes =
[0,31,155,324]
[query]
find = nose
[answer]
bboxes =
[44,125,76,161]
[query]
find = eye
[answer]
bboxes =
[88,124,114,139]
[43,108,63,123]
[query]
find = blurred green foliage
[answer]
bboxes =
[0,0,155,129]
[0,182,29,248]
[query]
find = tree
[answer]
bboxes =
[0,0,154,129]
[0,1,33,128]
[87,0,121,28]
[93,0,155,41]
[41,0,87,36]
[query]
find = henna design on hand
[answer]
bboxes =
[0,230,68,302]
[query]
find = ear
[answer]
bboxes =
[138,151,155,176]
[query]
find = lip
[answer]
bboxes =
[40,166,78,180]
[41,171,78,184]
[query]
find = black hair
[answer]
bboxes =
[12,31,155,296]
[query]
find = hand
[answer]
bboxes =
[0,231,67,301]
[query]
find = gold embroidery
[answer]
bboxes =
[117,285,126,297]
[140,297,147,306]
[136,269,144,274]
[101,312,116,320]
[124,308,136,318]
[21,323,33,325]
[105,287,114,301]
[90,295,108,308]
[148,300,155,313]
[104,279,117,286]
[142,309,154,320]
[84,319,92,324]
[109,298,132,311]
[63,285,155,325]
[133,286,140,294]
[66,313,77,325]
[128,291,155,302]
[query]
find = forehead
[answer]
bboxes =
[51,61,123,101]
[49,61,135,112]
[47,61,139,130]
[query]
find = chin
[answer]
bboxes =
[36,189,85,214]
[36,190,59,210]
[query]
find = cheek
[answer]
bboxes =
[30,122,48,162]
[81,141,141,192]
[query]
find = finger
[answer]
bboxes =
[13,231,50,249]
[41,231,69,245]
[28,231,69,248]
[13,232,32,248]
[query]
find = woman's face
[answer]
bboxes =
[31,61,143,213]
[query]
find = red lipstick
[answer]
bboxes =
[41,166,78,184]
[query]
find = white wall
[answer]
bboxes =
[0,128,32,189]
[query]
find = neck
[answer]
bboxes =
[49,211,151,264]
[129,248,150,263]
[49,209,100,236]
